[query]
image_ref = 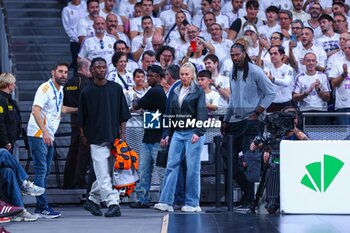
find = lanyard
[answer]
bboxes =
[49,80,62,113]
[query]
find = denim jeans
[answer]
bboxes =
[135,143,164,204]
[0,148,28,184]
[0,168,24,207]
[28,136,54,210]
[335,108,350,126]
[159,130,205,207]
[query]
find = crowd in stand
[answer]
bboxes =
[1,0,350,227]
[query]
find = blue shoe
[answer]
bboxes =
[34,207,61,219]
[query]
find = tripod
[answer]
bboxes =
[251,150,280,214]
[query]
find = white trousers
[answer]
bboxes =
[89,143,119,206]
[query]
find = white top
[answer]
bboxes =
[259,24,281,43]
[131,34,153,53]
[160,9,191,37]
[211,74,230,113]
[106,71,134,91]
[62,1,88,42]
[27,80,63,139]
[118,1,134,18]
[99,10,123,27]
[326,50,344,76]
[168,37,187,64]
[125,87,149,108]
[303,20,323,39]
[293,72,330,111]
[188,56,206,72]
[264,64,294,103]
[316,33,340,54]
[77,15,94,37]
[291,9,310,22]
[259,0,292,11]
[200,13,230,31]
[293,44,327,74]
[219,58,233,77]
[129,16,162,33]
[205,90,220,114]
[186,0,202,18]
[210,39,233,66]
[179,85,190,107]
[108,60,139,74]
[328,59,350,109]
[78,34,116,66]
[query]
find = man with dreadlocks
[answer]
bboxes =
[221,43,275,210]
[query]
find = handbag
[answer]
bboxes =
[156,147,168,168]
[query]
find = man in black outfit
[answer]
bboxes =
[63,58,93,189]
[130,64,167,208]
[79,57,131,217]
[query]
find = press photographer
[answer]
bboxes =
[248,106,309,214]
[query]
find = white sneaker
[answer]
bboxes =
[154,203,174,212]
[21,181,45,196]
[181,205,201,212]
[11,209,38,222]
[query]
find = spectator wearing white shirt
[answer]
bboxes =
[327,32,350,76]
[110,40,139,73]
[210,0,230,32]
[334,13,349,34]
[99,0,124,32]
[242,24,260,63]
[197,70,220,113]
[178,24,200,61]
[292,52,331,125]
[129,0,163,39]
[107,52,135,92]
[192,0,212,30]
[168,21,189,64]
[131,16,156,61]
[291,0,309,22]
[291,19,304,44]
[199,12,216,41]
[77,0,99,44]
[204,54,230,114]
[106,14,130,47]
[259,0,292,12]
[78,16,116,67]
[62,0,88,72]
[279,9,293,40]
[328,39,350,125]
[159,0,191,37]
[264,45,294,112]
[289,27,327,74]
[118,0,137,20]
[221,0,244,26]
[209,23,233,65]
[316,14,340,58]
[259,6,281,43]
[303,2,323,40]
[165,11,189,44]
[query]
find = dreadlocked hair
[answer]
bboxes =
[231,43,252,81]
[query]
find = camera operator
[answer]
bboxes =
[249,106,309,214]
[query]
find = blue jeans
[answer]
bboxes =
[135,143,164,204]
[159,130,205,207]
[0,168,24,207]
[28,136,54,210]
[336,108,350,126]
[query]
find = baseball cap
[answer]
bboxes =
[243,25,257,34]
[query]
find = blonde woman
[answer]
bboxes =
[154,62,207,212]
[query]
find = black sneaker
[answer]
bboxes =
[104,205,121,217]
[84,200,102,216]
[129,202,150,208]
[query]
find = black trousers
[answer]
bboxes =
[63,124,91,188]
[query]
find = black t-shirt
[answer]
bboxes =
[78,81,131,144]
[138,84,166,143]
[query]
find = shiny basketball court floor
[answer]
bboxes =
[2,205,350,233]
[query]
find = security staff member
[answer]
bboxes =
[0,73,21,153]
[63,58,93,188]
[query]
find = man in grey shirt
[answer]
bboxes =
[221,43,275,208]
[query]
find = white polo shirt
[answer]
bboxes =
[78,34,116,66]
[27,80,63,139]
[328,59,350,109]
